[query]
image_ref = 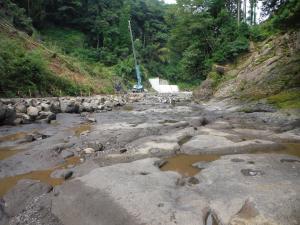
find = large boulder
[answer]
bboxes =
[27,106,39,119]
[60,99,79,113]
[50,100,61,113]
[15,102,27,113]
[0,102,16,125]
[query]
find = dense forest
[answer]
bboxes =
[0,0,299,96]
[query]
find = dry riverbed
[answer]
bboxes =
[0,93,299,225]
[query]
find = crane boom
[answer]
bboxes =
[128,20,143,92]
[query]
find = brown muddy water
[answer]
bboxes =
[71,123,92,137]
[0,147,22,160]
[0,156,81,197]
[161,154,220,177]
[256,143,300,157]
[161,143,300,177]
[0,132,28,142]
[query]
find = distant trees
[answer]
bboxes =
[165,0,250,83]
[1,0,299,86]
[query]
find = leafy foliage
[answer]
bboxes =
[1,0,299,95]
[0,34,91,97]
[166,0,250,84]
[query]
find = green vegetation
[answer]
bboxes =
[0,34,91,97]
[0,0,299,97]
[267,90,300,109]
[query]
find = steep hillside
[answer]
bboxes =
[0,19,115,97]
[194,30,300,110]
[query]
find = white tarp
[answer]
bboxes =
[149,78,179,93]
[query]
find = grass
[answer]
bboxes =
[267,89,300,109]
[0,24,116,97]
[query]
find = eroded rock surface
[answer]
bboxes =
[0,93,299,225]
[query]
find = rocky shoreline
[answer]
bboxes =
[0,93,193,126]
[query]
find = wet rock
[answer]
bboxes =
[61,150,74,159]
[51,169,73,180]
[3,179,53,217]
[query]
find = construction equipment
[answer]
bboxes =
[128,20,144,92]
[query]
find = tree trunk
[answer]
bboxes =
[243,0,247,23]
[237,0,240,25]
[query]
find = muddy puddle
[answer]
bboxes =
[0,132,28,142]
[0,156,81,197]
[161,154,220,177]
[161,143,300,177]
[0,147,23,160]
[70,123,92,136]
[251,143,300,157]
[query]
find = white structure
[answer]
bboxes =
[149,78,179,93]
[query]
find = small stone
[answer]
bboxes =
[64,171,73,180]
[80,158,85,163]
[87,141,103,152]
[83,148,96,154]
[241,169,265,176]
[24,134,35,142]
[87,117,97,123]
[119,148,127,154]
